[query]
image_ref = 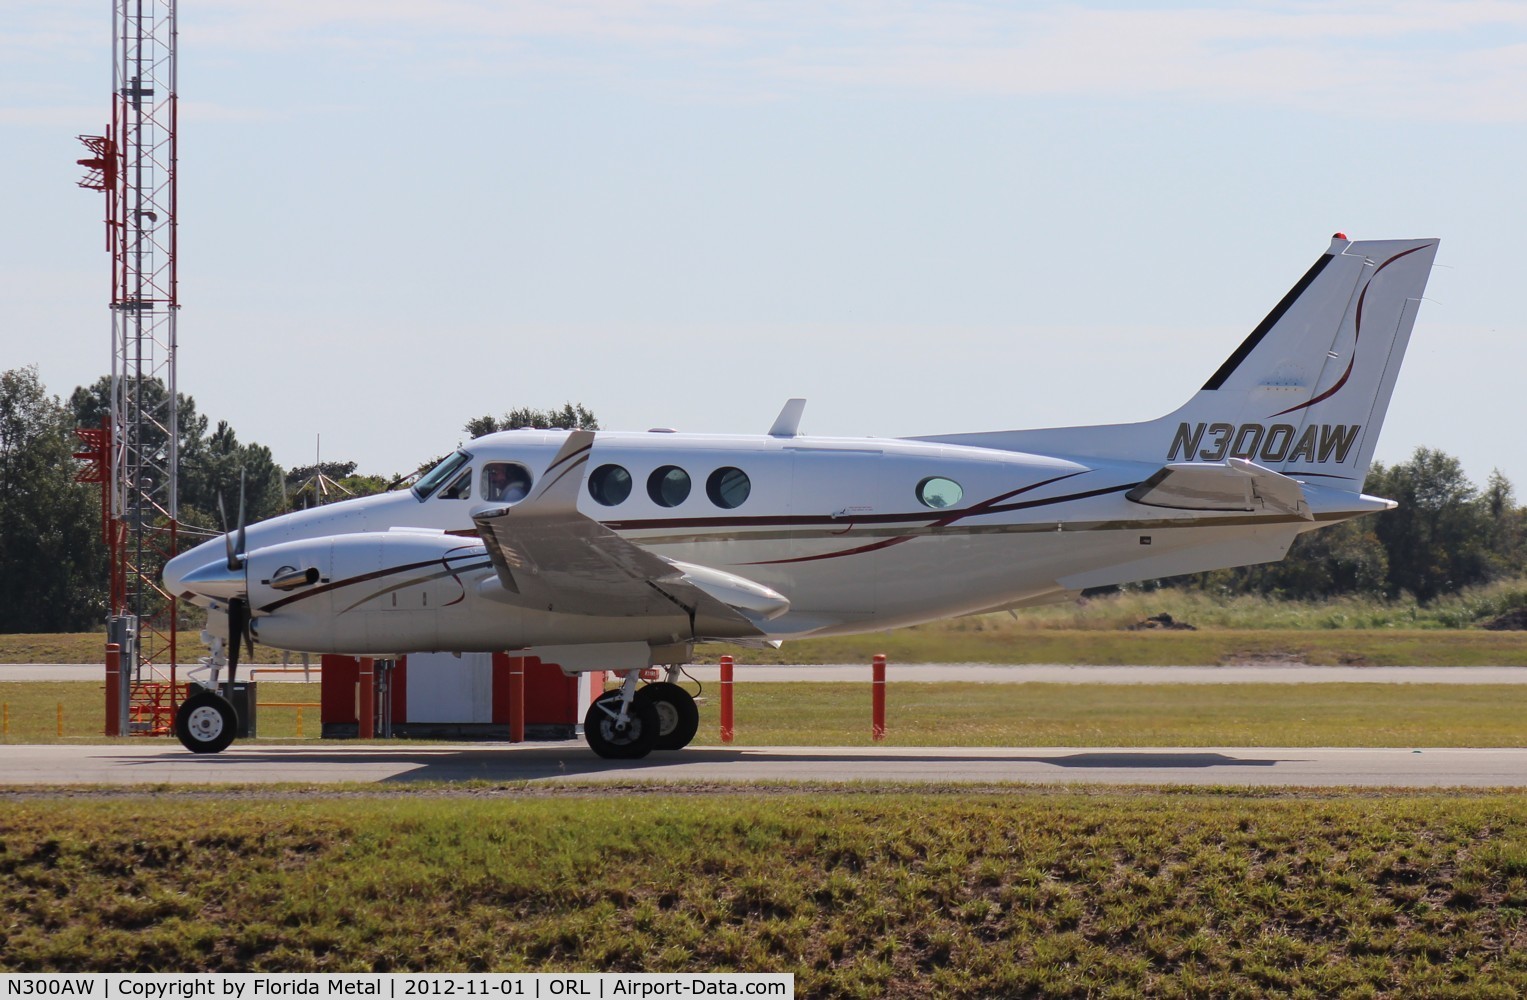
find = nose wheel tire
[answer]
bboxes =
[175,691,238,754]
[584,691,661,760]
[635,682,700,751]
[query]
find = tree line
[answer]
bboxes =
[0,366,597,631]
[1,364,1522,632]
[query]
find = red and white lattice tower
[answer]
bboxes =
[77,0,181,733]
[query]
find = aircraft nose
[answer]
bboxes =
[164,537,242,601]
[176,558,247,601]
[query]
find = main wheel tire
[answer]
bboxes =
[636,682,700,751]
[175,690,238,754]
[584,691,660,760]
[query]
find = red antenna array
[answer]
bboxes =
[77,0,182,734]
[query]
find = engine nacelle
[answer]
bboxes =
[246,530,493,653]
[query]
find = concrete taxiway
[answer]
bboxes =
[3,743,1524,787]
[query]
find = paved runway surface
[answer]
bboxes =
[680,664,1527,684]
[7,663,1527,683]
[4,743,1524,787]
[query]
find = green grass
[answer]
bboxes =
[3,791,1527,997]
[9,626,1523,667]
[7,680,1527,747]
[699,627,1527,665]
[0,682,321,743]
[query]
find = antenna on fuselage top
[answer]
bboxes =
[768,398,806,437]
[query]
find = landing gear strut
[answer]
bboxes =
[584,670,660,759]
[175,632,242,754]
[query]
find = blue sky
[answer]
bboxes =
[5,1,1524,490]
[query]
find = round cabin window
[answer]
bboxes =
[706,467,751,509]
[647,466,691,507]
[481,462,533,503]
[588,464,633,506]
[916,476,963,509]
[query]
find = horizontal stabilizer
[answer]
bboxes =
[1127,457,1311,519]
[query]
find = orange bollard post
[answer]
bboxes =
[509,656,526,743]
[105,643,121,737]
[872,654,886,741]
[358,658,375,739]
[720,655,734,744]
[296,706,304,740]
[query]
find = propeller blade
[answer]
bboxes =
[234,469,248,569]
[219,492,238,571]
[226,597,253,675]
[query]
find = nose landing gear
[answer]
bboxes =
[175,689,238,754]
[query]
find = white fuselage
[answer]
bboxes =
[164,428,1366,657]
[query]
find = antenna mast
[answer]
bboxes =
[77,0,181,731]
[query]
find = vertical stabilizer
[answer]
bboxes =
[916,235,1439,492]
[1166,235,1438,490]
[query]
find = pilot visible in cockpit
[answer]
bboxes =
[483,462,532,503]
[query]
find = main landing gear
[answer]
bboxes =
[583,670,701,760]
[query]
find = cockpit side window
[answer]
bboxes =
[482,462,534,503]
[439,469,474,500]
[413,450,472,501]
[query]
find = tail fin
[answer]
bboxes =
[1167,234,1438,490]
[917,234,1439,492]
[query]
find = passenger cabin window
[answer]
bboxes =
[589,464,633,506]
[482,462,533,503]
[647,466,691,507]
[413,450,472,501]
[916,476,963,509]
[439,469,474,500]
[706,467,751,509]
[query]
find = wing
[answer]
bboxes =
[472,432,790,634]
[1126,457,1312,519]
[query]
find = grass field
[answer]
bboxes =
[3,790,1525,996]
[6,626,1527,668]
[5,680,1527,747]
[0,682,321,743]
[700,627,1527,666]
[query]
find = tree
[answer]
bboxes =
[68,376,210,491]
[464,403,599,438]
[1366,449,1495,602]
[178,420,285,527]
[1481,469,1527,579]
[0,367,109,630]
[1192,517,1390,600]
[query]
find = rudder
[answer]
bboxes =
[1163,234,1438,491]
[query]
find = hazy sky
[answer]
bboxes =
[5,1,1524,490]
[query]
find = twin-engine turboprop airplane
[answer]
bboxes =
[165,234,1439,758]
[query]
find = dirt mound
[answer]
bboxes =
[1126,613,1197,631]
[1481,608,1527,631]
[1220,650,1307,666]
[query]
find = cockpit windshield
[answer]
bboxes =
[412,450,472,501]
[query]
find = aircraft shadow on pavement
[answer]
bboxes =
[121,745,1295,782]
